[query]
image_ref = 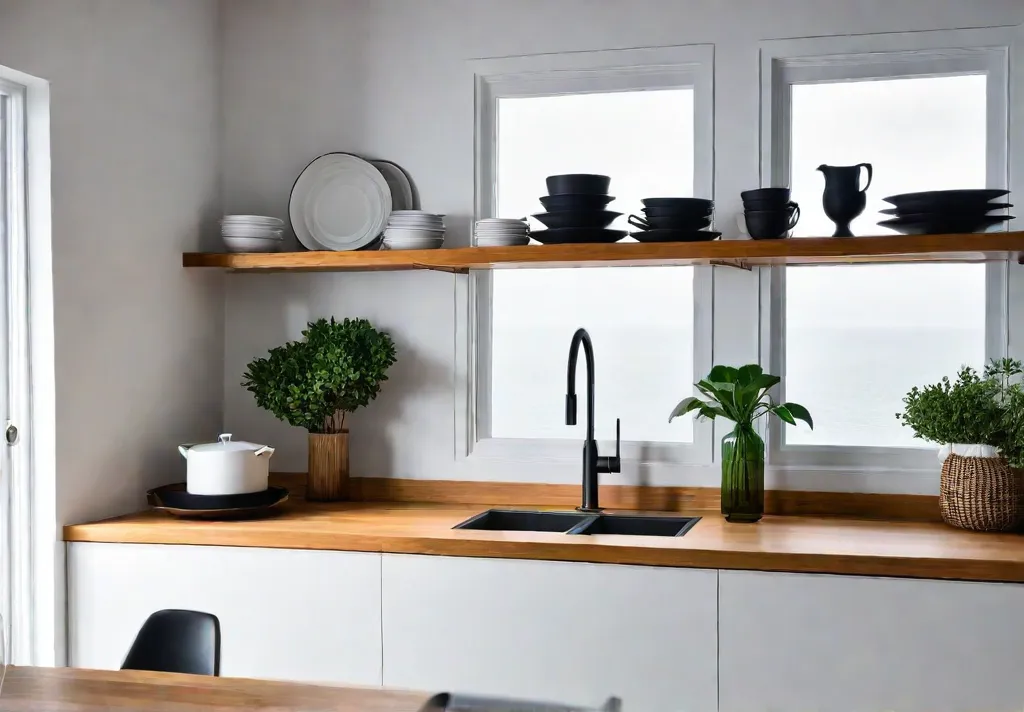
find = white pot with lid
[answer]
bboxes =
[178,434,275,495]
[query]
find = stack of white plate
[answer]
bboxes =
[221,215,285,253]
[474,218,529,246]
[383,210,445,250]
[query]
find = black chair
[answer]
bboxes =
[121,609,220,676]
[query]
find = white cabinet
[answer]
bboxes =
[719,570,1024,712]
[381,553,718,711]
[67,543,382,685]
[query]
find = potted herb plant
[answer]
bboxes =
[669,364,812,523]
[242,317,397,501]
[897,358,1024,531]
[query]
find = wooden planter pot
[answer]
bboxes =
[307,431,349,502]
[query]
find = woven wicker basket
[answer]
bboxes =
[940,453,1024,532]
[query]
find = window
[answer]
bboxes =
[491,90,695,444]
[470,46,713,461]
[762,39,1008,463]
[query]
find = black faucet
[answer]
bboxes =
[565,328,620,512]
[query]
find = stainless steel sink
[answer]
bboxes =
[453,509,594,533]
[568,513,700,537]
[454,509,699,537]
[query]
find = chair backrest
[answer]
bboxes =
[121,609,220,676]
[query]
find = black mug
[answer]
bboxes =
[746,202,800,239]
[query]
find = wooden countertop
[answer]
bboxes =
[0,666,432,711]
[63,497,1024,584]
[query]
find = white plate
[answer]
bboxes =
[385,228,445,237]
[222,236,284,253]
[371,161,416,211]
[391,210,443,217]
[289,153,392,251]
[223,215,283,224]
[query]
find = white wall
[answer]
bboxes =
[220,1,1024,486]
[0,0,224,522]
[0,0,224,660]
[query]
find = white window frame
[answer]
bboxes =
[0,64,54,666]
[458,45,715,471]
[758,28,1014,482]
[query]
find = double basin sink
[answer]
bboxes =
[454,509,699,537]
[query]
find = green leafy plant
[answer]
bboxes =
[242,317,397,434]
[897,358,1024,467]
[668,364,813,430]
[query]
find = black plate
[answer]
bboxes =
[530,228,627,245]
[879,203,1012,217]
[148,484,289,519]
[882,189,1009,211]
[539,194,615,212]
[631,229,721,243]
[532,210,622,230]
[877,215,1012,236]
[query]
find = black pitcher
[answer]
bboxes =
[818,163,872,237]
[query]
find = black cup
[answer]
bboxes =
[745,203,800,239]
[546,174,611,196]
[743,197,796,212]
[741,187,791,204]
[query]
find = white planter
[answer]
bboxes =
[178,433,274,495]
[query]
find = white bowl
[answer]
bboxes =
[223,227,284,239]
[391,210,445,217]
[383,236,444,249]
[222,236,284,253]
[222,215,284,226]
[385,228,445,238]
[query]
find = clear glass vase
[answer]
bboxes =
[721,424,765,523]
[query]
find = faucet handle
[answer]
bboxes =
[598,418,621,474]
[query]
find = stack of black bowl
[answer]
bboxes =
[531,174,626,244]
[741,188,800,239]
[627,198,718,242]
[877,189,1013,235]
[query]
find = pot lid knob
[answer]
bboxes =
[219,433,232,443]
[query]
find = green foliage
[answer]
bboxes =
[242,317,397,434]
[897,358,1024,467]
[669,364,812,430]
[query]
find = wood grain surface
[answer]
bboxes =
[183,232,1024,273]
[0,666,432,712]
[63,493,1024,583]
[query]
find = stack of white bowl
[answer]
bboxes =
[382,210,445,250]
[221,215,285,253]
[474,218,529,246]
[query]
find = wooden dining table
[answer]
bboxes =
[0,666,438,711]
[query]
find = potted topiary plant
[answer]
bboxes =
[897,358,1024,531]
[242,317,397,501]
[669,364,812,523]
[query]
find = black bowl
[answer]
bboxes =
[741,187,791,203]
[640,214,713,230]
[531,228,627,245]
[643,206,715,223]
[539,194,615,212]
[532,210,621,229]
[641,197,714,211]
[546,174,611,196]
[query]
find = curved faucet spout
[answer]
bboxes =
[566,328,595,442]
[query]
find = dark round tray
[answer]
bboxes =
[147,483,289,520]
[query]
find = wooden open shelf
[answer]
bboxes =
[183,232,1024,273]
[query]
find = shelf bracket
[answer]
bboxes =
[710,259,752,271]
